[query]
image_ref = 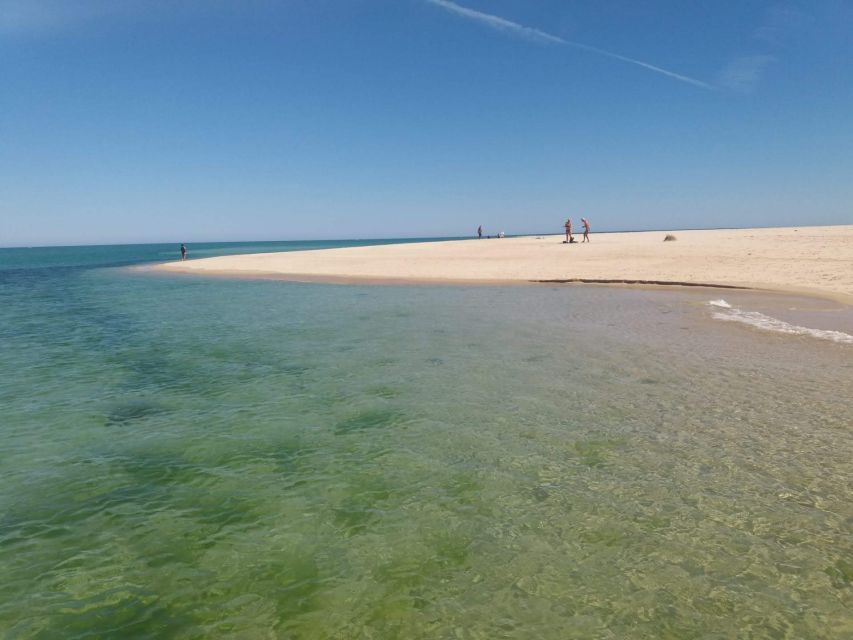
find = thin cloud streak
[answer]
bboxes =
[564,41,714,90]
[425,0,564,45]
[426,0,713,90]
[717,55,776,92]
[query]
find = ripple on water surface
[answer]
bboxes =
[0,266,851,639]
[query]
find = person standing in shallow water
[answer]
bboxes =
[564,218,573,243]
[180,244,187,261]
[582,218,590,243]
[477,225,483,239]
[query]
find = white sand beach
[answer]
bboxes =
[155,225,853,303]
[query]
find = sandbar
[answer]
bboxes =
[152,226,853,304]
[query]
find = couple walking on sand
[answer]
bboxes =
[564,218,590,244]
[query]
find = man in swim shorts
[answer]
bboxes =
[564,218,573,243]
[581,218,590,242]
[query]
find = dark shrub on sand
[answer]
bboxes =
[664,234,677,242]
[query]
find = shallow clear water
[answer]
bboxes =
[1,244,851,639]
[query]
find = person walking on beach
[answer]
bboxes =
[581,218,590,243]
[180,243,187,261]
[564,218,574,243]
[477,225,483,239]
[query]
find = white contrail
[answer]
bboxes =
[425,0,564,45]
[425,0,713,90]
[564,40,714,89]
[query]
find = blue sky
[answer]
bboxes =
[1,0,851,246]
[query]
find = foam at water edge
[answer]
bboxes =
[707,299,732,309]
[707,300,853,344]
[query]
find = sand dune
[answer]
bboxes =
[154,225,853,303]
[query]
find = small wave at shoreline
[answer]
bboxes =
[707,300,853,344]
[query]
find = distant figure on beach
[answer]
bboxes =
[477,225,483,239]
[564,219,574,243]
[581,218,590,243]
[180,243,187,261]
[498,231,505,238]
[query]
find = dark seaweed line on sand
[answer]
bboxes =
[533,278,751,290]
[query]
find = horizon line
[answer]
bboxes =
[4,223,848,250]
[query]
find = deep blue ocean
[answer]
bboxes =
[1,241,850,639]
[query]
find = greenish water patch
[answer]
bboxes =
[570,437,625,467]
[105,398,170,426]
[335,408,409,435]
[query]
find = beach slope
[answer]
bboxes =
[154,226,853,302]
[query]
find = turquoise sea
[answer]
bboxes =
[1,241,851,639]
